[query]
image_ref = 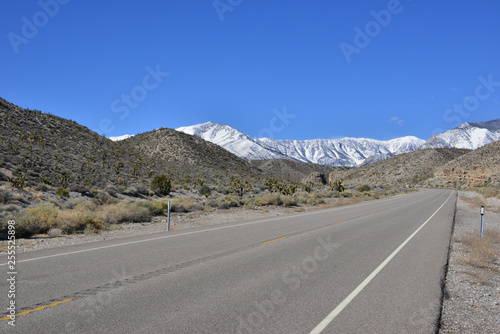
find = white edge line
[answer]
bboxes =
[309,191,454,334]
[0,190,429,266]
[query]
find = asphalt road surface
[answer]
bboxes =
[0,189,457,333]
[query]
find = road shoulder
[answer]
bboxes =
[439,191,500,333]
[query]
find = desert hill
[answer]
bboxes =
[0,98,264,195]
[428,140,500,188]
[328,148,470,188]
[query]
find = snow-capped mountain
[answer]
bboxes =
[109,134,134,141]
[421,119,500,150]
[258,136,425,166]
[176,122,289,160]
[176,122,425,166]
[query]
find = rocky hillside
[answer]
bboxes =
[250,159,346,184]
[121,128,265,182]
[0,98,265,195]
[427,140,500,188]
[0,98,133,192]
[328,148,470,188]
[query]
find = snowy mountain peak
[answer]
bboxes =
[421,118,500,150]
[109,134,134,141]
[177,122,425,166]
[176,122,289,160]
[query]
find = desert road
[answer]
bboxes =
[0,189,456,333]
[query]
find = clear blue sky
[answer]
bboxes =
[2,0,500,140]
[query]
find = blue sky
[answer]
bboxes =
[2,0,500,141]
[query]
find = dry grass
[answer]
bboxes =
[95,203,151,224]
[319,197,364,209]
[461,269,495,286]
[56,210,103,234]
[460,195,484,209]
[170,197,201,212]
[458,230,500,278]
[473,187,500,199]
[32,192,44,202]
[252,193,298,207]
[460,194,500,213]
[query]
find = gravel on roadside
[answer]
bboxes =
[439,191,500,333]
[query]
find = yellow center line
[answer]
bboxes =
[0,299,72,321]
[336,220,347,224]
[261,236,287,245]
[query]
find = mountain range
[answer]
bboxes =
[176,122,424,167]
[420,119,500,150]
[173,119,500,167]
[2,96,499,194]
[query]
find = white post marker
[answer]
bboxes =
[480,205,484,239]
[167,201,171,231]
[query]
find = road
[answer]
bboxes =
[0,189,456,333]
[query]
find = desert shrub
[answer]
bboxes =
[170,198,200,212]
[56,210,103,234]
[214,185,229,195]
[104,185,117,196]
[359,185,371,192]
[62,199,82,210]
[84,224,99,234]
[70,185,90,195]
[199,185,212,198]
[35,184,50,192]
[92,190,117,205]
[1,204,21,213]
[135,201,165,216]
[330,180,345,193]
[203,205,214,213]
[73,200,98,212]
[0,189,11,204]
[123,187,139,197]
[306,197,324,206]
[217,196,240,209]
[217,201,230,210]
[32,192,44,202]
[207,200,219,208]
[126,204,152,222]
[151,174,171,196]
[95,203,151,224]
[280,195,298,207]
[15,204,61,236]
[137,185,150,196]
[56,187,69,198]
[253,193,283,206]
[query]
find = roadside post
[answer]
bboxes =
[167,201,171,231]
[480,205,484,239]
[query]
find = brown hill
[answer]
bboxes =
[328,148,470,189]
[0,97,264,196]
[428,140,500,188]
[122,128,264,182]
[250,159,345,184]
